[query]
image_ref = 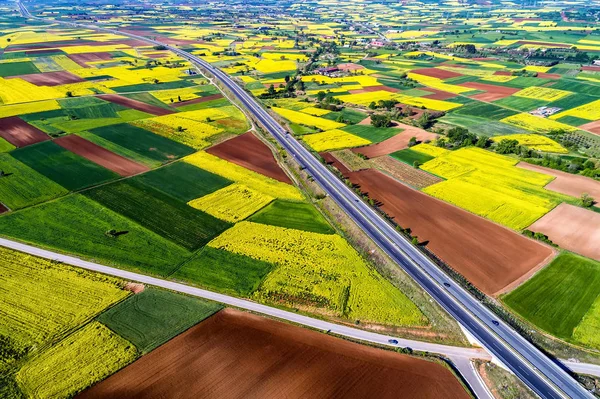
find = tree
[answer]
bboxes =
[65,91,73,97]
[371,114,392,128]
[368,101,377,110]
[408,136,418,147]
[178,95,182,102]
[316,91,327,101]
[581,193,595,207]
[413,160,421,169]
[495,139,519,154]
[268,84,276,95]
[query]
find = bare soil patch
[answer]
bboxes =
[423,88,457,100]
[345,169,554,295]
[529,203,600,262]
[517,162,600,199]
[370,156,443,189]
[67,53,113,67]
[124,282,145,294]
[337,63,364,71]
[207,132,291,183]
[460,82,520,102]
[578,120,600,135]
[97,94,175,116]
[172,93,223,108]
[0,116,50,147]
[321,152,351,175]
[8,71,84,86]
[353,120,438,158]
[412,68,463,79]
[537,72,561,79]
[78,309,470,399]
[55,135,150,177]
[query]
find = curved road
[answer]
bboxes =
[15,3,594,398]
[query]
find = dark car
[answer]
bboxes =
[492,320,500,326]
[388,339,399,345]
[443,282,451,287]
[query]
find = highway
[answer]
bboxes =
[14,2,593,398]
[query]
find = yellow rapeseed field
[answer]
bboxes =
[513,86,572,101]
[407,73,473,94]
[421,147,571,229]
[550,98,600,121]
[0,99,61,118]
[492,134,568,153]
[411,143,449,157]
[208,222,427,326]
[0,77,62,104]
[300,106,331,116]
[501,113,577,133]
[188,183,274,222]
[150,86,202,103]
[271,106,346,130]
[302,129,370,152]
[480,74,517,83]
[184,152,303,200]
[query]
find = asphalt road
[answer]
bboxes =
[14,3,594,398]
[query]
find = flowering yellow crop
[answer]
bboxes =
[208,222,426,326]
[513,86,572,101]
[407,73,473,94]
[302,129,370,152]
[251,58,297,73]
[271,107,346,130]
[336,91,397,106]
[0,78,62,104]
[0,99,61,118]
[71,65,187,84]
[188,183,274,222]
[492,134,568,153]
[501,113,577,133]
[300,106,331,116]
[395,93,462,111]
[150,86,202,104]
[134,117,219,149]
[550,99,600,121]
[184,152,303,200]
[411,143,449,157]
[524,65,552,73]
[421,147,572,229]
[480,74,517,83]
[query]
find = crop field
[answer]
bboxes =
[501,113,577,133]
[513,86,572,101]
[98,288,222,353]
[421,147,572,229]
[504,253,600,348]
[272,107,346,130]
[188,183,274,222]
[492,134,568,153]
[249,200,335,234]
[79,309,470,399]
[391,148,435,165]
[18,322,137,399]
[550,98,600,122]
[303,129,370,152]
[209,221,426,326]
[341,124,399,143]
[173,246,275,295]
[184,152,303,201]
[84,180,231,250]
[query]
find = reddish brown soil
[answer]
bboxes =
[582,66,600,72]
[54,135,149,177]
[337,63,364,71]
[529,204,600,262]
[0,203,8,214]
[411,68,462,79]
[517,162,600,199]
[348,85,399,94]
[461,81,520,102]
[0,117,50,147]
[353,119,438,158]
[344,169,554,295]
[423,88,457,100]
[321,152,351,175]
[207,132,291,184]
[172,93,223,108]
[536,72,561,79]
[578,120,600,135]
[97,94,174,116]
[8,71,84,86]
[494,70,512,76]
[78,309,470,399]
[67,52,113,67]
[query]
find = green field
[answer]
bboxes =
[551,79,600,95]
[173,246,275,295]
[11,141,118,191]
[493,96,549,112]
[133,161,232,202]
[0,194,191,275]
[322,107,368,124]
[84,180,231,250]
[18,322,136,399]
[248,199,335,234]
[0,138,15,153]
[97,288,221,353]
[89,123,195,163]
[439,114,530,136]
[77,131,161,168]
[547,93,598,110]
[0,153,68,209]
[451,102,518,120]
[390,148,435,165]
[342,124,399,143]
[503,253,600,340]
[0,61,39,77]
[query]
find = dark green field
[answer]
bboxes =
[0,194,191,275]
[84,180,231,250]
[551,79,600,96]
[11,141,118,191]
[451,102,517,120]
[548,93,598,110]
[439,114,530,136]
[493,96,548,112]
[248,200,334,234]
[133,161,232,202]
[0,154,68,209]
[0,61,39,77]
[342,124,399,143]
[503,252,600,339]
[89,123,195,163]
[390,148,435,165]
[173,247,274,295]
[322,108,368,125]
[97,288,221,353]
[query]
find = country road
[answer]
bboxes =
[13,2,597,398]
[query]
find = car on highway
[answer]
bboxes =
[388,339,399,345]
[492,320,500,326]
[443,282,451,287]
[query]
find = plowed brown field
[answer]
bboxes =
[346,169,554,295]
[352,120,438,158]
[78,309,470,399]
[529,203,600,262]
[9,71,84,86]
[55,135,149,176]
[207,132,291,183]
[0,116,50,147]
[460,82,519,102]
[97,94,175,116]
[517,162,600,199]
